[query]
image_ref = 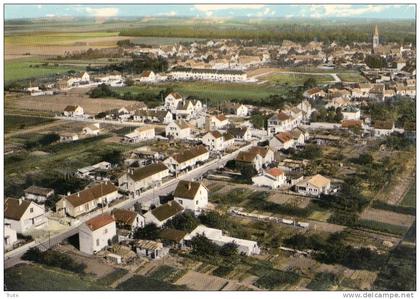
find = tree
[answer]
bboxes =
[190,234,220,257]
[164,211,199,232]
[238,163,257,182]
[219,242,238,257]
[303,77,317,89]
[133,223,161,240]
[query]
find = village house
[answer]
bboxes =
[174,180,208,214]
[63,105,84,117]
[164,146,209,173]
[185,225,260,256]
[56,182,119,218]
[290,127,307,146]
[227,127,252,141]
[170,68,247,82]
[82,123,101,136]
[165,120,191,139]
[222,103,249,117]
[235,146,274,172]
[372,120,395,137]
[268,112,293,134]
[174,100,196,120]
[118,162,170,197]
[159,228,189,249]
[206,114,230,130]
[252,168,286,189]
[77,161,112,179]
[135,240,169,259]
[111,208,145,232]
[144,201,184,227]
[59,132,79,143]
[303,87,326,99]
[202,131,234,151]
[295,174,331,196]
[342,106,361,120]
[164,92,184,112]
[24,186,54,203]
[137,70,156,82]
[79,214,117,255]
[4,224,18,250]
[269,132,295,151]
[134,110,173,124]
[123,126,155,143]
[5,197,47,233]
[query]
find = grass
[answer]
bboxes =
[5,114,55,134]
[308,210,332,222]
[5,263,108,291]
[116,275,188,291]
[356,219,408,236]
[337,72,367,83]
[266,73,333,85]
[212,265,234,278]
[96,268,129,286]
[148,265,178,281]
[400,183,416,208]
[306,272,338,290]
[5,57,84,83]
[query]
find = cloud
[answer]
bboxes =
[194,4,265,12]
[37,5,42,9]
[301,5,387,18]
[85,7,119,17]
[45,14,55,17]
[159,11,177,16]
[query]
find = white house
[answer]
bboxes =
[63,105,84,117]
[77,161,112,179]
[165,92,184,112]
[269,132,295,151]
[252,168,286,189]
[165,120,191,139]
[5,197,47,234]
[174,181,208,214]
[138,70,156,82]
[79,214,116,255]
[4,224,18,250]
[303,87,326,99]
[223,103,249,117]
[342,106,361,120]
[170,68,247,82]
[134,110,173,124]
[163,146,209,173]
[24,186,54,203]
[56,182,119,218]
[82,123,101,136]
[118,163,170,197]
[295,174,331,196]
[144,201,184,227]
[123,126,155,143]
[206,114,230,130]
[111,208,145,231]
[372,121,395,137]
[227,127,252,141]
[268,112,293,134]
[59,132,79,143]
[185,225,260,256]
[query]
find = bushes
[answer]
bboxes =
[22,248,87,274]
[164,211,200,232]
[254,269,299,289]
[89,83,119,98]
[307,272,339,290]
[212,265,233,277]
[293,144,322,160]
[133,223,161,240]
[116,275,187,291]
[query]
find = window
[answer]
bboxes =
[96,239,100,246]
[104,228,108,234]
[30,208,34,213]
[179,200,183,205]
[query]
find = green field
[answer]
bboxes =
[5,263,108,291]
[116,275,188,291]
[5,58,85,83]
[5,114,55,134]
[400,183,416,208]
[266,73,333,85]
[337,72,368,83]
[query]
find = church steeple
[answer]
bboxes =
[373,25,379,49]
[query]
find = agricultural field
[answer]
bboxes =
[5,114,56,134]
[337,72,368,83]
[263,73,334,85]
[400,183,416,208]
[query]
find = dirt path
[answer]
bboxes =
[5,118,69,138]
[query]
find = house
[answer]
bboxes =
[295,174,331,196]
[202,131,233,151]
[165,92,183,112]
[56,182,119,218]
[269,132,295,151]
[63,105,84,117]
[111,208,145,231]
[118,163,170,197]
[227,127,252,141]
[77,161,112,179]
[291,127,308,144]
[159,228,188,248]
[144,201,184,227]
[134,110,173,124]
[170,68,247,82]
[79,214,116,255]
[268,112,293,134]
[249,146,275,166]
[135,240,169,259]
[222,103,248,117]
[138,70,156,82]
[24,186,54,203]
[341,120,364,130]
[4,224,18,250]
[206,114,229,130]
[185,225,260,256]
[82,123,101,136]
[252,168,286,189]
[59,132,79,143]
[123,126,155,143]
[165,120,191,139]
[342,106,361,120]
[5,197,47,233]
[174,181,208,214]
[303,87,326,99]
[164,146,209,173]
[372,120,395,137]
[174,100,196,120]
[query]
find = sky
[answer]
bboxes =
[5,4,416,20]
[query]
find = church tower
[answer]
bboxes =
[372,25,379,49]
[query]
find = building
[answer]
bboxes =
[118,163,170,197]
[4,224,18,250]
[372,120,395,137]
[165,92,183,112]
[303,87,326,99]
[5,197,47,233]
[165,120,191,139]
[111,208,145,231]
[202,131,234,151]
[63,105,84,117]
[135,240,169,259]
[206,114,229,130]
[252,168,286,189]
[269,132,295,151]
[56,182,119,218]
[138,70,156,82]
[222,103,248,117]
[268,112,293,134]
[134,110,173,124]
[174,180,208,214]
[170,68,247,82]
[342,106,361,120]
[373,25,380,49]
[79,214,116,255]
[227,127,252,141]
[185,225,260,256]
[59,132,79,143]
[24,186,54,203]
[123,126,155,143]
[295,174,331,196]
[82,123,101,136]
[76,161,112,179]
[164,146,209,173]
[144,201,184,227]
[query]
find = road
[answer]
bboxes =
[4,142,254,269]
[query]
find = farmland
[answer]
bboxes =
[5,114,56,134]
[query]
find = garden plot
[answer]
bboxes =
[360,208,415,227]
[267,192,311,209]
[174,270,229,291]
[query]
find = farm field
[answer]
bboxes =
[337,72,368,83]
[263,73,334,85]
[360,208,415,227]
[5,114,56,134]
[400,183,416,208]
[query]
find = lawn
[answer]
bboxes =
[5,114,56,134]
[400,183,416,208]
[266,73,333,85]
[148,265,178,281]
[337,72,368,83]
[5,263,108,291]
[5,57,85,83]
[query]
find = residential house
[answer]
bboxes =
[342,106,361,120]
[79,214,116,255]
[165,120,191,139]
[4,224,18,250]
[118,163,170,197]
[77,161,112,179]
[222,103,248,117]
[227,127,252,141]
[59,132,79,143]
[159,228,188,249]
[202,131,234,151]
[170,68,247,82]
[295,174,331,196]
[111,208,145,231]
[144,201,184,227]
[56,182,119,218]
[135,240,169,259]
[270,132,295,151]
[134,110,173,124]
[5,197,47,233]
[303,87,326,99]
[24,186,54,203]
[82,123,101,136]
[268,112,293,134]
[123,126,155,143]
[252,168,286,189]
[138,70,156,82]
[372,120,395,137]
[164,146,209,173]
[63,105,84,117]
[174,180,208,214]
[206,114,230,130]
[165,92,183,112]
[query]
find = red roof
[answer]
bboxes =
[266,168,284,177]
[85,214,115,231]
[275,132,293,143]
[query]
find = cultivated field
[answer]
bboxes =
[360,208,415,227]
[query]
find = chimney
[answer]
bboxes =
[77,192,80,197]
[18,197,23,205]
[187,182,191,190]
[67,191,71,196]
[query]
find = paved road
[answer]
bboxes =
[4,142,254,269]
